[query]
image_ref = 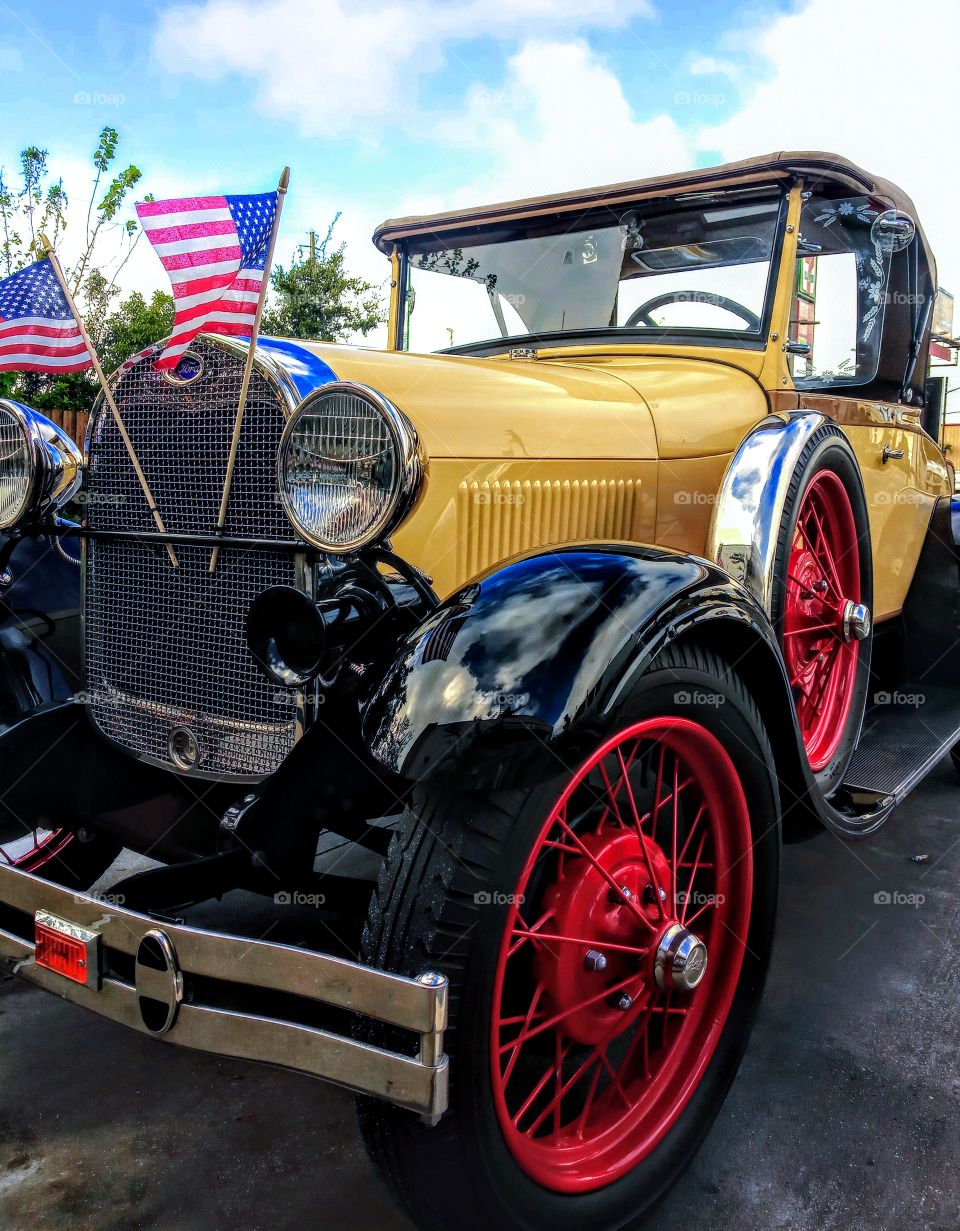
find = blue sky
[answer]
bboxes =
[1,0,958,335]
[0,1,762,214]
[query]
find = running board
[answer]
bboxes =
[841,686,960,803]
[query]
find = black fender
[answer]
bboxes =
[362,544,844,837]
[0,534,82,728]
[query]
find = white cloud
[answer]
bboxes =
[32,0,960,374]
[433,40,692,205]
[67,169,148,291]
[0,147,172,299]
[698,0,960,298]
[689,54,740,77]
[153,0,654,137]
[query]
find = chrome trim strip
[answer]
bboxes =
[0,863,449,1117]
[90,685,296,736]
[126,747,266,785]
[705,411,831,613]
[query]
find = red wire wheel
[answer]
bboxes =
[0,824,117,888]
[782,470,861,772]
[0,826,75,873]
[490,717,753,1193]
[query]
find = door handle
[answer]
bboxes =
[882,445,904,463]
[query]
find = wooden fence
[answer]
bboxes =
[45,409,89,447]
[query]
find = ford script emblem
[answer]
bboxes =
[163,350,205,386]
[168,725,201,771]
[134,930,183,1035]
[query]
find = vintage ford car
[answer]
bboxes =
[0,152,955,1230]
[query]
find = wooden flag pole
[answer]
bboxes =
[209,166,290,573]
[40,236,178,568]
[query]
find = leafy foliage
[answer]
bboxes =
[98,287,173,375]
[0,128,149,410]
[263,214,386,342]
[0,148,385,412]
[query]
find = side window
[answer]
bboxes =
[788,195,893,390]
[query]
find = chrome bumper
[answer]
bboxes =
[0,863,448,1118]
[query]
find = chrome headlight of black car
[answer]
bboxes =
[278,382,424,552]
[0,400,83,530]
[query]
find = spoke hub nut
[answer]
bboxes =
[842,600,871,643]
[654,922,709,992]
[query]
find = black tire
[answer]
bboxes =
[357,640,780,1231]
[769,422,872,796]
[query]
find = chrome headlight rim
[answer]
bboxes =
[277,381,425,553]
[0,400,35,530]
[0,399,84,530]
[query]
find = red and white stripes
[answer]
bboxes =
[0,317,90,373]
[136,193,271,371]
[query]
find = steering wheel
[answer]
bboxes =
[624,290,761,331]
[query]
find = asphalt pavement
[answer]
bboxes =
[1,757,958,1231]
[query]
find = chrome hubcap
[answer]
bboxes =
[654,922,709,991]
[843,600,871,643]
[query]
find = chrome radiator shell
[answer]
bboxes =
[82,336,306,781]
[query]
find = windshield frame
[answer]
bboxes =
[393,185,790,356]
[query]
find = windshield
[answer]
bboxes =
[402,188,783,352]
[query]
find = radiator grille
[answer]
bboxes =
[83,338,300,780]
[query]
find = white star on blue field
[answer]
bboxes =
[0,261,71,322]
[226,194,278,269]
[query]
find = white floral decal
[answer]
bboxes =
[812,198,887,343]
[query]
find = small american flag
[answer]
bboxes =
[136,191,278,371]
[0,259,91,373]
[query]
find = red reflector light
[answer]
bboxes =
[34,912,100,988]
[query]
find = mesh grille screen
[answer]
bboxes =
[84,338,300,779]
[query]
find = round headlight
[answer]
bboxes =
[0,403,35,529]
[278,383,423,552]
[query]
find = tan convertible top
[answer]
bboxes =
[373,150,926,256]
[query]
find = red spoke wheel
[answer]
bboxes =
[783,470,861,771]
[490,718,752,1192]
[771,424,872,794]
[0,824,119,888]
[357,642,780,1231]
[0,826,75,873]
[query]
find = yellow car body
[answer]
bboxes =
[2,154,958,1231]
[287,151,949,614]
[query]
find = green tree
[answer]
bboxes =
[0,128,148,410]
[99,287,173,375]
[263,215,386,341]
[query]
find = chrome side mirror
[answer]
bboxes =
[871,210,916,254]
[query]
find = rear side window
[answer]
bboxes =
[789,195,893,389]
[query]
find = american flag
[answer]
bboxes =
[136,191,278,371]
[0,259,91,373]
